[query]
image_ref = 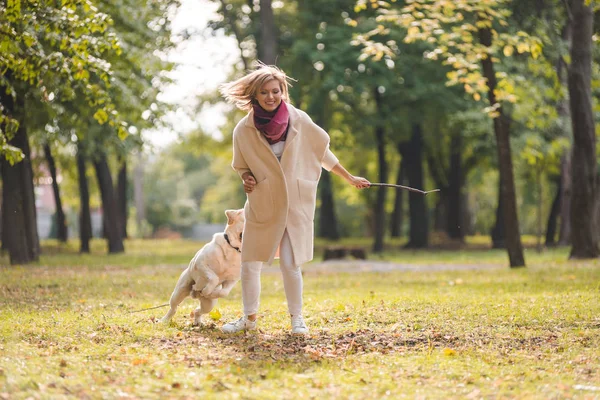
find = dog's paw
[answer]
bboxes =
[191,310,206,326]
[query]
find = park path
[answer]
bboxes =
[261,260,501,274]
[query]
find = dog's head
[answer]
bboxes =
[224,209,245,249]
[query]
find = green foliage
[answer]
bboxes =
[0,0,128,160]
[197,0,599,240]
[519,134,568,176]
[355,0,544,117]
[142,130,245,233]
[1,0,177,164]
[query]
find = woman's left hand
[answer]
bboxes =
[349,176,371,189]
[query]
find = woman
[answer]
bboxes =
[219,64,370,334]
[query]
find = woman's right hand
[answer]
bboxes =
[242,172,256,193]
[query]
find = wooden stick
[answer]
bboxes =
[369,183,441,195]
[128,303,169,314]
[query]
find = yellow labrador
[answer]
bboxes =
[160,209,244,325]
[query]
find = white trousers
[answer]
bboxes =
[241,229,303,316]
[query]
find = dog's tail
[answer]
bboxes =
[128,303,170,314]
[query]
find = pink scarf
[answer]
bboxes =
[252,101,290,145]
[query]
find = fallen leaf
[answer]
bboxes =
[443,348,457,356]
[209,308,222,321]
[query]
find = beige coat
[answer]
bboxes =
[231,103,339,265]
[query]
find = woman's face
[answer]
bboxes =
[255,79,282,112]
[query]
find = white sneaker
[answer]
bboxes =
[291,315,309,335]
[221,316,257,334]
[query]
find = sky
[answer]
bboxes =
[141,0,240,150]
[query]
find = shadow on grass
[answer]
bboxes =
[148,321,571,369]
[149,325,434,369]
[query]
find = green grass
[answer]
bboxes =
[0,239,599,399]
[0,235,573,268]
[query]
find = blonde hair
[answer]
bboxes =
[220,63,293,112]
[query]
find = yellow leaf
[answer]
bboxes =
[209,308,222,321]
[443,348,457,356]
[517,42,530,53]
[6,0,21,22]
[93,109,109,125]
[473,93,481,101]
[531,42,542,59]
[354,3,367,12]
[503,45,514,57]
[117,126,128,141]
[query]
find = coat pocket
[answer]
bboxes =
[247,178,274,223]
[297,178,318,220]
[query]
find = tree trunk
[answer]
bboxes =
[43,143,68,242]
[389,154,405,237]
[557,19,572,246]
[0,119,40,265]
[432,194,447,232]
[318,170,339,240]
[93,154,124,253]
[536,168,543,253]
[479,27,525,267]
[447,133,464,240]
[77,144,92,253]
[117,158,128,239]
[258,0,277,64]
[102,212,108,239]
[0,168,5,251]
[558,154,572,245]
[426,154,448,233]
[545,179,561,247]
[568,0,598,258]
[312,96,339,240]
[400,124,428,248]
[372,90,388,253]
[491,183,505,248]
[133,153,146,237]
[461,192,473,235]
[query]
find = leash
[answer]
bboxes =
[128,303,169,314]
[369,182,440,195]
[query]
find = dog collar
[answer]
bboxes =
[224,233,241,253]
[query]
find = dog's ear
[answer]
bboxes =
[225,209,236,225]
